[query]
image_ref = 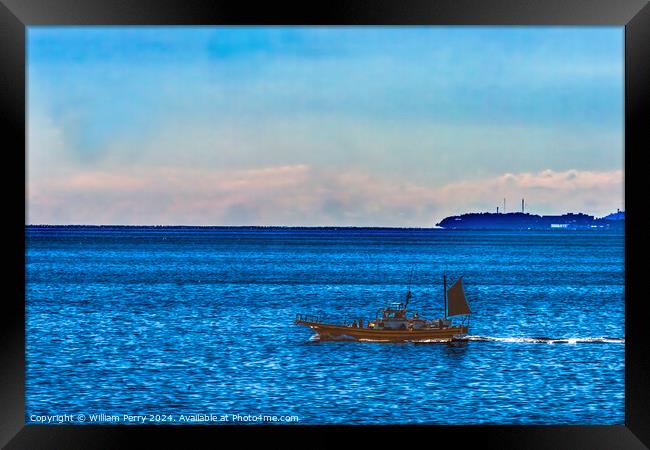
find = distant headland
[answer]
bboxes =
[437,204,624,230]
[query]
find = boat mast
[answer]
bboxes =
[443,273,447,319]
[405,268,413,309]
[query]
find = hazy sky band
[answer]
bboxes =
[27,26,624,226]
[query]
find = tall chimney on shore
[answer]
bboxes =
[503,198,506,214]
[522,198,525,213]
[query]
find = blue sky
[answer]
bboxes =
[27,27,624,226]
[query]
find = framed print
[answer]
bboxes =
[1,0,649,448]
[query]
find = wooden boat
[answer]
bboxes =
[295,274,471,342]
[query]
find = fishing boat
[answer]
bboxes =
[295,274,471,342]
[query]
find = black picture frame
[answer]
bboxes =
[1,1,648,448]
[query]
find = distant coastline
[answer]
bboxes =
[436,210,625,230]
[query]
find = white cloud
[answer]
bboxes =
[27,163,624,226]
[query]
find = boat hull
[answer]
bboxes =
[296,320,468,342]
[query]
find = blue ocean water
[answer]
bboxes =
[25,227,624,425]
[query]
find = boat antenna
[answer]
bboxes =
[405,268,414,308]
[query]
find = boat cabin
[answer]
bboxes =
[382,303,408,319]
[366,303,425,330]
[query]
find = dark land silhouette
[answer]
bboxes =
[437,209,624,230]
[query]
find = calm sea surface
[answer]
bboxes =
[25,227,624,425]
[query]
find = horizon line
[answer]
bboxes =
[25,224,442,229]
[25,207,625,229]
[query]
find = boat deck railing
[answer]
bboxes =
[296,312,460,329]
[295,313,358,327]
